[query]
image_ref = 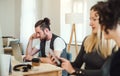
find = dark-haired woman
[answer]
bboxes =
[25,17,68,76]
[98,0,120,76]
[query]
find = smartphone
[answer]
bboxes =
[49,49,61,66]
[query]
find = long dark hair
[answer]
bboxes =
[91,2,113,34]
[84,2,115,58]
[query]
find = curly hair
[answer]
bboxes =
[99,0,120,34]
[84,1,116,58]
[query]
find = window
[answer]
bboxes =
[20,0,37,53]
[60,0,105,45]
[60,0,88,45]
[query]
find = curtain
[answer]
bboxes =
[20,0,37,54]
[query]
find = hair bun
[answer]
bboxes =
[43,17,50,26]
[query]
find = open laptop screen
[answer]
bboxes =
[11,43,23,63]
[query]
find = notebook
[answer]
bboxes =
[11,42,23,63]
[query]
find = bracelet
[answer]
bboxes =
[71,69,84,75]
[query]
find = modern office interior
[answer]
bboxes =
[0,0,105,76]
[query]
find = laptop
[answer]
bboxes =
[11,42,23,63]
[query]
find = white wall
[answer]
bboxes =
[0,0,61,39]
[0,0,15,37]
[36,0,42,20]
[14,0,21,38]
[0,25,3,54]
[0,0,21,38]
[41,0,60,35]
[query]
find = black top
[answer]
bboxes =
[110,48,120,76]
[101,48,120,76]
[71,37,108,76]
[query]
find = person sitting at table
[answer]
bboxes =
[24,17,68,76]
[59,2,117,76]
[98,0,120,75]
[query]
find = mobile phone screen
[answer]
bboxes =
[49,49,61,66]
